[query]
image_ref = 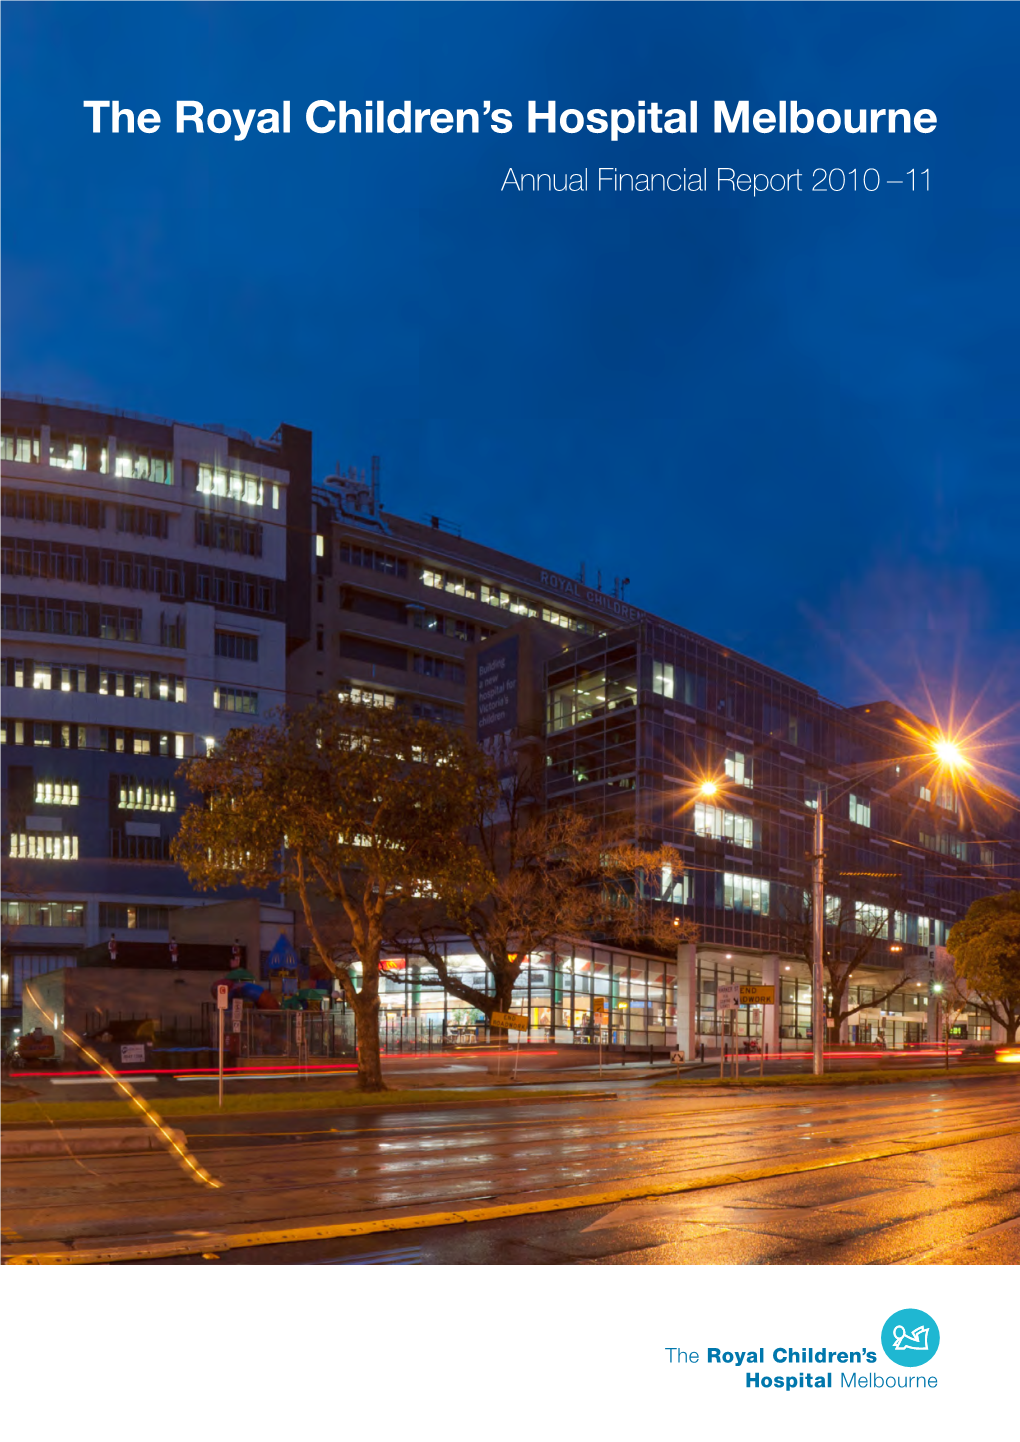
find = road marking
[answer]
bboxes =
[174,1070,355,1082]
[5,1119,1018,1265]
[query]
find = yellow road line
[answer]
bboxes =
[6,1119,1019,1265]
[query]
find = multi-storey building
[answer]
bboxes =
[289,463,644,720]
[1,396,311,1020]
[540,623,1020,1049]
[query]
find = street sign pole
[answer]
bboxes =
[215,983,229,1108]
[217,1007,224,1107]
[760,1008,766,1079]
[812,804,826,1077]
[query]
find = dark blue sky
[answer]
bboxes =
[3,2,1017,766]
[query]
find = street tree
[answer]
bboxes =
[402,765,698,1032]
[172,698,493,1090]
[947,892,1020,1045]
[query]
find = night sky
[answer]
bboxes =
[3,2,1017,771]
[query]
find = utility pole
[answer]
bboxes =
[811,804,826,1077]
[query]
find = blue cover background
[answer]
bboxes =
[2,2,1017,748]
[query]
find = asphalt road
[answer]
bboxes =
[3,1075,1018,1265]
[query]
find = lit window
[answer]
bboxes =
[724,750,753,787]
[213,687,259,715]
[8,833,79,861]
[315,535,325,557]
[695,802,753,849]
[197,464,263,506]
[338,687,395,709]
[848,793,871,827]
[34,781,80,806]
[116,446,171,484]
[854,901,888,938]
[722,872,770,914]
[652,661,674,699]
[1,427,41,463]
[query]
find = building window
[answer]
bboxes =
[919,829,969,862]
[98,608,141,642]
[722,872,770,914]
[848,793,871,827]
[2,489,104,528]
[116,506,169,539]
[480,584,538,618]
[0,900,84,927]
[893,912,932,947]
[410,700,462,725]
[194,513,263,556]
[547,669,638,732]
[660,865,692,904]
[420,566,475,597]
[109,832,171,860]
[214,630,259,662]
[935,782,957,812]
[337,686,396,709]
[98,903,171,931]
[196,464,263,505]
[724,749,753,787]
[340,542,409,578]
[412,611,477,643]
[1,426,42,463]
[50,433,108,473]
[34,781,80,806]
[694,802,753,849]
[2,596,90,637]
[114,777,176,812]
[412,655,466,684]
[540,607,596,636]
[213,687,259,714]
[9,833,79,860]
[115,446,172,484]
[652,661,674,699]
[854,901,888,938]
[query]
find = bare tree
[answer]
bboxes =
[790,895,912,1044]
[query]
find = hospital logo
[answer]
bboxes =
[881,1309,940,1367]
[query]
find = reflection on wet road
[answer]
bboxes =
[3,1077,1018,1264]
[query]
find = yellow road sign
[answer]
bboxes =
[739,985,775,1005]
[491,1011,529,1030]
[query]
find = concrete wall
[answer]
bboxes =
[22,967,217,1058]
[168,898,293,980]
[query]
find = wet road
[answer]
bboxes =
[3,1076,1018,1264]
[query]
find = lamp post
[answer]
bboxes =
[696,728,973,1078]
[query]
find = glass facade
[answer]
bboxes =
[378,940,677,1047]
[544,624,1020,969]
